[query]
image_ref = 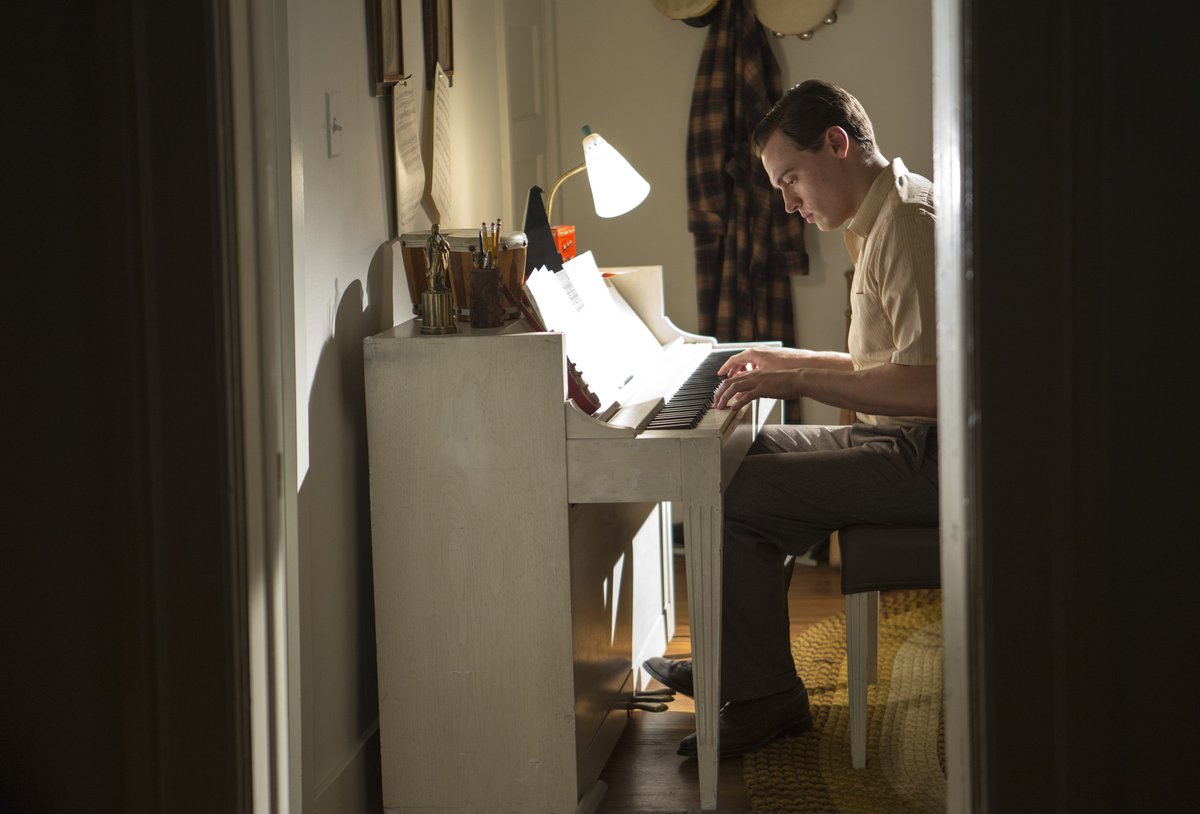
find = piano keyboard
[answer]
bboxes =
[644,349,740,430]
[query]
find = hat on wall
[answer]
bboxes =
[752,0,841,37]
[653,0,724,28]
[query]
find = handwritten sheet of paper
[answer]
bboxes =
[524,266,575,332]
[560,252,663,366]
[430,62,453,221]
[523,251,664,408]
[392,80,424,235]
[525,264,619,404]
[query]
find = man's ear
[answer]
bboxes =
[827,126,850,158]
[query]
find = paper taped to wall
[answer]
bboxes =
[392,80,424,235]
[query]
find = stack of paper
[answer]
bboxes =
[523,251,664,409]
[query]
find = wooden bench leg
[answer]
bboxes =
[846,590,878,769]
[867,589,879,685]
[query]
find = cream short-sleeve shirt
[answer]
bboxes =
[843,158,937,427]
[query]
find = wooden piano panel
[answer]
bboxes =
[566,395,778,505]
[568,500,662,789]
[566,435,684,503]
[364,321,674,814]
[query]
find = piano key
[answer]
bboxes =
[645,349,740,430]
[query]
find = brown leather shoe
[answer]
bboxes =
[643,656,693,697]
[676,682,813,757]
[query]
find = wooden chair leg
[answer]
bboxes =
[866,589,879,685]
[846,591,876,769]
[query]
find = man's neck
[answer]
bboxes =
[847,152,891,219]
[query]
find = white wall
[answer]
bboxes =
[285,0,508,809]
[548,1,705,329]
[550,0,932,424]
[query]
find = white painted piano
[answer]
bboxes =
[364,265,779,812]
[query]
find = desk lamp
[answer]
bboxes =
[522,125,650,274]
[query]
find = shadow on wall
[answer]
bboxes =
[297,241,392,808]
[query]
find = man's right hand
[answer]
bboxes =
[716,346,804,378]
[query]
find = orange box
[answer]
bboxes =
[551,225,576,261]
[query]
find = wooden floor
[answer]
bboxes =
[597,551,846,813]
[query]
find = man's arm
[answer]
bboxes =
[716,346,855,376]
[714,361,937,418]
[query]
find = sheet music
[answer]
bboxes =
[430,63,453,221]
[524,251,664,408]
[392,79,424,235]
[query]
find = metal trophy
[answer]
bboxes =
[420,224,457,334]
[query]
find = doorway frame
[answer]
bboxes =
[932,0,981,811]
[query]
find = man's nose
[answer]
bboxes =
[782,192,800,213]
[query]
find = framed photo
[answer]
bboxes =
[422,0,453,89]
[371,0,404,96]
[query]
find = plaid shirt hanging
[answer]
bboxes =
[686,0,808,346]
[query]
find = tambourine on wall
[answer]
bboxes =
[653,0,843,41]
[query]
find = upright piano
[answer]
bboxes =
[364,265,779,812]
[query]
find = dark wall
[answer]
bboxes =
[2,3,246,812]
[969,1,1195,810]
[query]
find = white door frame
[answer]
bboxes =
[933,0,980,811]
[224,0,302,810]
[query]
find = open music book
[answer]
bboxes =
[523,251,666,413]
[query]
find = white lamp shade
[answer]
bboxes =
[582,132,650,218]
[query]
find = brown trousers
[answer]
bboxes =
[720,422,939,702]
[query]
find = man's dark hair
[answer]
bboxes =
[751,79,877,158]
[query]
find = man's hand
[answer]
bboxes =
[713,361,937,417]
[714,369,801,411]
[716,346,805,378]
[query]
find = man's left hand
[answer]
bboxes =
[714,369,800,410]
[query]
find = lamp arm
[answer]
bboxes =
[545,162,586,224]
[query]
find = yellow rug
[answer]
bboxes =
[743,590,945,814]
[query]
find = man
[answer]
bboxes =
[645,79,939,757]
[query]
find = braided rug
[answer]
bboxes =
[743,590,945,813]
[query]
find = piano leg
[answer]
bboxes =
[682,438,723,811]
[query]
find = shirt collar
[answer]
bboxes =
[844,158,907,264]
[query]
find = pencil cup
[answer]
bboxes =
[470,267,505,328]
[447,230,527,321]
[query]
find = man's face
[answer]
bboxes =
[760,128,853,231]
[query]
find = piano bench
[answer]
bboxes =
[837,524,940,769]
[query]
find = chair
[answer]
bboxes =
[836,524,940,768]
[783,525,940,767]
